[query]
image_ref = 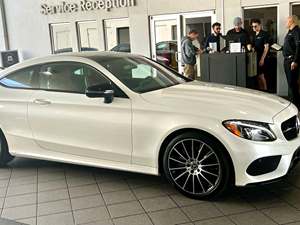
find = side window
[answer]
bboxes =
[39,62,126,97]
[0,66,39,89]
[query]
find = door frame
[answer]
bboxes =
[242,5,279,94]
[150,14,181,61]
[150,11,216,74]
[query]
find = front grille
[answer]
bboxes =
[281,116,300,141]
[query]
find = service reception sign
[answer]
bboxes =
[41,0,136,15]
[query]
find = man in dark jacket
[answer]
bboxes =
[181,30,200,80]
[226,17,251,50]
[283,15,300,108]
[205,22,222,52]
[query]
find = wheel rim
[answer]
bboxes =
[168,138,222,195]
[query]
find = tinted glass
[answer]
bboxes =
[96,56,186,93]
[39,62,111,94]
[0,66,39,89]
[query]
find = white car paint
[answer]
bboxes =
[0,52,299,187]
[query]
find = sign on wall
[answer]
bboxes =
[41,0,136,15]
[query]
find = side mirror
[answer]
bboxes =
[86,89,114,104]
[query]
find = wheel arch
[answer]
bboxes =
[158,128,235,184]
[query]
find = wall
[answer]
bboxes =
[0,0,299,95]
[3,0,51,59]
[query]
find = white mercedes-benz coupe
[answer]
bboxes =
[0,52,299,199]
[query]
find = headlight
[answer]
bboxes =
[223,120,276,142]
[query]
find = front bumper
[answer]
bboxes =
[222,104,300,186]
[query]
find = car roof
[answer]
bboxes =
[0,51,142,77]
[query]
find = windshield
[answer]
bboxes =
[95,56,187,93]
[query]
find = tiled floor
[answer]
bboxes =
[0,158,299,225]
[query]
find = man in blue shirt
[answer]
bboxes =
[205,22,222,52]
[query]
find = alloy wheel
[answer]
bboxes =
[168,138,221,195]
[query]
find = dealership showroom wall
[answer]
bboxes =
[1,0,300,225]
[0,0,298,95]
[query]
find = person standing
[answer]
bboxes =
[251,19,270,91]
[205,22,222,52]
[283,15,300,108]
[226,17,251,50]
[181,30,201,80]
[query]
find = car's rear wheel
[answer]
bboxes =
[163,132,231,199]
[0,131,14,167]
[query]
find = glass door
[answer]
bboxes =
[150,12,216,76]
[181,12,216,76]
[150,15,181,72]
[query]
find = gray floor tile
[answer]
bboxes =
[262,204,300,224]
[0,187,7,197]
[37,212,74,225]
[65,170,94,179]
[102,190,136,205]
[67,177,96,188]
[0,169,11,180]
[4,193,36,208]
[140,196,177,212]
[149,208,189,225]
[214,196,255,215]
[108,200,144,218]
[38,179,67,192]
[182,203,222,221]
[71,194,105,210]
[126,176,162,189]
[194,217,234,225]
[2,204,36,220]
[0,179,9,188]
[241,189,286,210]
[170,194,203,207]
[80,220,114,225]
[38,199,71,216]
[38,166,64,174]
[95,173,125,184]
[9,176,37,186]
[275,187,300,209]
[17,217,36,225]
[38,171,66,183]
[73,206,110,225]
[69,184,99,198]
[0,197,5,207]
[132,185,167,200]
[230,210,277,225]
[11,169,37,179]
[6,183,37,197]
[113,214,153,225]
[0,218,27,225]
[98,180,130,193]
[38,189,69,203]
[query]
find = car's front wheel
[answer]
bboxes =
[163,132,231,199]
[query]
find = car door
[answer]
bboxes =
[28,61,132,163]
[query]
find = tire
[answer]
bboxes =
[0,131,14,167]
[163,132,231,200]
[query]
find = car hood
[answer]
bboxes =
[140,81,291,123]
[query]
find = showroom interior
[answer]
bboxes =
[0,0,299,225]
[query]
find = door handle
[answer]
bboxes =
[33,99,51,105]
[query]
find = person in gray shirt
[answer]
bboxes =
[181,30,201,80]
